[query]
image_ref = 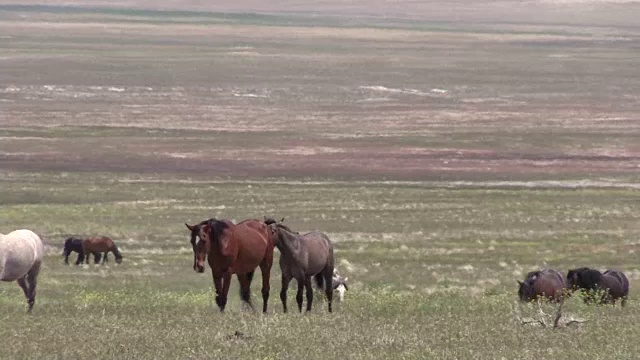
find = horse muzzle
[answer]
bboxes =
[194,264,205,273]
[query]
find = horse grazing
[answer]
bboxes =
[0,229,44,312]
[518,269,567,303]
[268,223,335,313]
[63,237,101,265]
[186,218,274,313]
[82,237,122,264]
[567,267,629,305]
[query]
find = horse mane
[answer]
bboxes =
[273,223,301,251]
[274,223,294,233]
[206,219,231,244]
[523,271,540,284]
[188,218,217,246]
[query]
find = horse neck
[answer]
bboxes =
[277,228,303,259]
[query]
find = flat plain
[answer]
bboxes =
[1,2,640,359]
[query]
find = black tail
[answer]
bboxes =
[314,273,324,290]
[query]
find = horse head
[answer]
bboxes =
[186,218,217,271]
[267,223,295,248]
[266,223,280,246]
[185,222,200,250]
[192,224,211,273]
[517,272,538,302]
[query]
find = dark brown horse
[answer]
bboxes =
[82,237,123,264]
[267,223,335,313]
[186,218,274,313]
[518,269,567,303]
[567,267,629,305]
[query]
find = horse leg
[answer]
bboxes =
[296,277,304,313]
[17,276,30,308]
[280,274,292,313]
[304,275,313,312]
[323,268,334,313]
[260,261,272,313]
[25,262,41,312]
[237,272,254,311]
[219,272,232,312]
[212,273,224,311]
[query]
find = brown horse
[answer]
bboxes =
[267,223,334,313]
[518,269,567,303]
[82,237,123,264]
[186,218,274,313]
[567,267,629,305]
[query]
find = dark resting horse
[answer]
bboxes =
[566,267,629,306]
[186,218,274,313]
[518,268,567,303]
[63,237,101,265]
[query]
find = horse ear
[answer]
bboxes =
[185,223,195,231]
[517,280,523,285]
[280,217,285,222]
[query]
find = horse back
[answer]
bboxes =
[532,268,567,300]
[83,236,115,252]
[232,222,272,266]
[604,270,629,295]
[0,229,44,281]
[601,270,628,298]
[4,230,44,260]
[300,231,334,272]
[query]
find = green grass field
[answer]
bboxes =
[1,3,640,359]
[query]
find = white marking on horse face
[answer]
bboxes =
[335,284,346,302]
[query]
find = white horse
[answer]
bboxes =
[0,229,44,312]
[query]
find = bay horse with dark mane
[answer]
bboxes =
[185,218,274,312]
[518,268,567,303]
[82,237,123,264]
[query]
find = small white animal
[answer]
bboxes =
[332,269,349,302]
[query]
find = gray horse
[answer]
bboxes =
[268,223,335,313]
[0,229,44,312]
